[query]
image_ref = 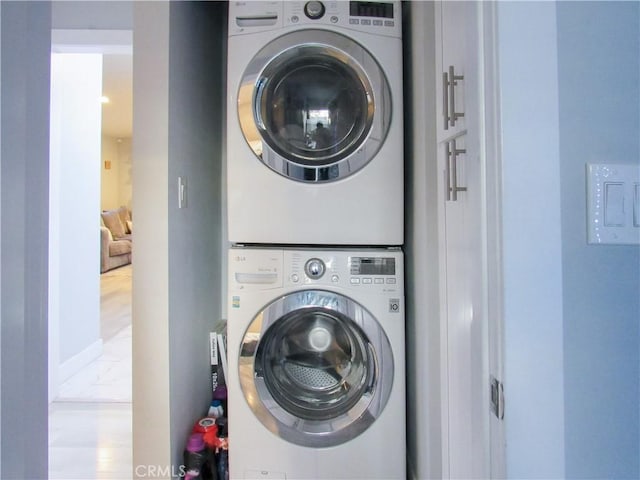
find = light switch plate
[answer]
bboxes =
[178,176,187,209]
[587,164,640,245]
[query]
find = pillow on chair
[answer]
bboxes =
[117,206,132,234]
[102,210,127,239]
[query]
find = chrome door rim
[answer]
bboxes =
[238,289,394,447]
[237,29,392,183]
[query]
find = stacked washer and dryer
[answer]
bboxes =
[226,1,405,479]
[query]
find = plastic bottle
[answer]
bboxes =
[215,417,228,439]
[211,415,228,479]
[193,417,217,434]
[216,447,228,480]
[213,385,228,414]
[207,400,224,418]
[202,424,220,451]
[184,469,200,480]
[183,433,217,480]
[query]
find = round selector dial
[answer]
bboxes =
[304,258,326,280]
[304,1,325,20]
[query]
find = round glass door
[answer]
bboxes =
[239,290,394,448]
[237,30,392,183]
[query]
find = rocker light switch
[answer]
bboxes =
[587,164,640,244]
[635,184,640,228]
[603,182,625,226]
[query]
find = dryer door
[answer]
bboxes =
[237,29,392,183]
[239,290,394,447]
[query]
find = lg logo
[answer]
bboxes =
[389,299,400,313]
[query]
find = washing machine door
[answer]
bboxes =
[237,29,392,183]
[239,290,394,447]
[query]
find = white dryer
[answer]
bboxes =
[227,1,404,245]
[227,247,405,479]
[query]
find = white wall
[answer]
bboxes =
[0,6,3,470]
[52,1,132,31]
[101,135,132,211]
[132,3,172,474]
[118,137,132,210]
[101,134,120,210]
[49,53,102,384]
[0,2,51,478]
[556,2,640,478]
[496,2,566,478]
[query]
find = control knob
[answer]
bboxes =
[304,1,325,20]
[305,258,325,280]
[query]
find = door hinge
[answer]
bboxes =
[490,376,504,420]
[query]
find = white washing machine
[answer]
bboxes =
[227,247,405,479]
[227,1,404,245]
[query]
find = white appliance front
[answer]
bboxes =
[227,1,404,245]
[227,247,406,479]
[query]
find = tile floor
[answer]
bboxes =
[48,402,132,480]
[56,324,132,403]
[49,265,133,479]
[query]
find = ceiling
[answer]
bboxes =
[101,54,133,139]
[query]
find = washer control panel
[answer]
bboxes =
[229,247,403,293]
[286,249,403,292]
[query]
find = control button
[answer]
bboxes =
[384,20,394,27]
[373,19,383,26]
[331,275,340,283]
[350,278,361,284]
[349,18,359,25]
[363,278,373,284]
[291,274,300,283]
[330,15,338,23]
[291,15,299,23]
[361,19,371,25]
[374,278,384,284]
[386,278,397,284]
[304,1,325,20]
[305,258,326,280]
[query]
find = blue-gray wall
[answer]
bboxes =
[167,0,226,470]
[557,2,640,478]
[0,1,51,478]
[131,2,226,474]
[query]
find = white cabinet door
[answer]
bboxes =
[438,131,488,479]
[436,1,490,478]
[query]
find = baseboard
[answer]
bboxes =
[58,338,104,383]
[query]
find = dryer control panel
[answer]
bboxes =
[229,1,401,38]
[285,1,401,37]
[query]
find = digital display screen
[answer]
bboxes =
[351,257,396,275]
[349,1,394,19]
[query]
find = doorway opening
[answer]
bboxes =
[47,30,133,480]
